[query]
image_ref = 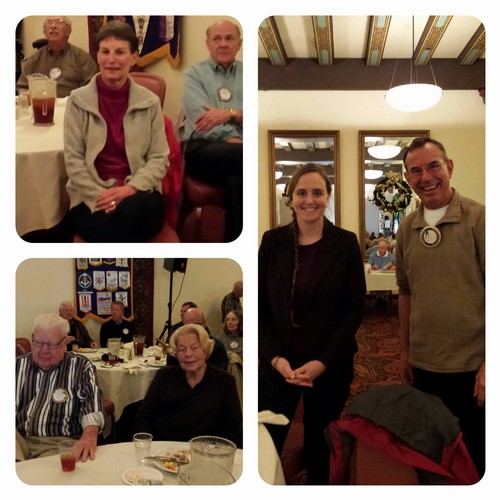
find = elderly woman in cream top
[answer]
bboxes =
[64,20,168,242]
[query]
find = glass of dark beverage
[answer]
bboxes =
[32,96,56,126]
[58,439,77,472]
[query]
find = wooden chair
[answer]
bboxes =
[178,177,226,242]
[102,399,117,444]
[129,72,166,108]
[175,110,227,243]
[15,337,31,356]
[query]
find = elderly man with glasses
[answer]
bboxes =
[16,313,105,461]
[16,16,98,97]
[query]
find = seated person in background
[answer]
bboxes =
[181,19,243,242]
[221,280,243,322]
[64,20,169,242]
[16,313,104,461]
[168,301,197,335]
[16,16,98,97]
[99,300,136,347]
[134,324,242,448]
[59,300,97,350]
[369,239,395,270]
[167,307,228,370]
[219,310,243,360]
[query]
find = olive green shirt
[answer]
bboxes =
[17,43,98,98]
[396,190,485,372]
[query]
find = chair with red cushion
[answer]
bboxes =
[177,177,226,242]
[174,110,227,243]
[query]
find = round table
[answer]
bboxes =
[16,97,69,235]
[16,441,243,485]
[78,349,164,421]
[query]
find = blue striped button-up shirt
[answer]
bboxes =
[16,352,104,437]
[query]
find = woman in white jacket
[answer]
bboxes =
[64,20,169,242]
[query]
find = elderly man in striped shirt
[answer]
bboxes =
[16,313,105,461]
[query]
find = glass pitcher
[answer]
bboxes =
[28,73,57,126]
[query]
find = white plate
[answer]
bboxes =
[147,359,166,367]
[153,450,190,474]
[122,466,163,485]
[78,348,97,353]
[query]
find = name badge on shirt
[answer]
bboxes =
[49,67,62,80]
[420,226,442,248]
[218,87,232,102]
[52,387,69,404]
[230,340,239,350]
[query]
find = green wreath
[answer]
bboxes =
[371,171,412,213]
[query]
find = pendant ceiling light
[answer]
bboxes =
[365,166,383,180]
[368,145,401,160]
[385,17,442,112]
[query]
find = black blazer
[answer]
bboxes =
[258,220,366,369]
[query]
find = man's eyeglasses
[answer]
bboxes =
[31,337,66,350]
[407,162,444,179]
[44,19,66,27]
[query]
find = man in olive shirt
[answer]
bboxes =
[396,137,485,477]
[17,16,97,97]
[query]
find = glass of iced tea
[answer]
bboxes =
[58,439,77,472]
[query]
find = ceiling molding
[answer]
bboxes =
[458,24,485,65]
[258,17,288,66]
[413,16,453,66]
[312,16,334,65]
[365,16,392,66]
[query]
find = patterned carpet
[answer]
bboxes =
[345,296,401,412]
[283,296,402,484]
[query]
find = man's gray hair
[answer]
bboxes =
[32,313,69,338]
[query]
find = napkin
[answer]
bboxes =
[143,345,163,357]
[123,364,142,375]
[258,410,289,426]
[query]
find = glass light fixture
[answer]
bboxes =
[385,17,442,112]
[368,144,402,160]
[385,83,442,112]
[365,167,383,180]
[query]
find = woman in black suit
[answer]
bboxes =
[258,163,365,484]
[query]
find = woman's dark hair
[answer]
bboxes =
[96,20,139,54]
[403,137,449,168]
[223,309,243,337]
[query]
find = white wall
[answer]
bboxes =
[19,15,243,123]
[258,89,485,242]
[16,258,243,344]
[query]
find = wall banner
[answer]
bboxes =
[74,258,134,323]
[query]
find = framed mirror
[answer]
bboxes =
[359,130,430,257]
[268,130,340,228]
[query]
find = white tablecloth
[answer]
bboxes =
[258,424,286,485]
[80,349,162,421]
[365,269,398,293]
[16,98,69,235]
[16,441,243,485]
